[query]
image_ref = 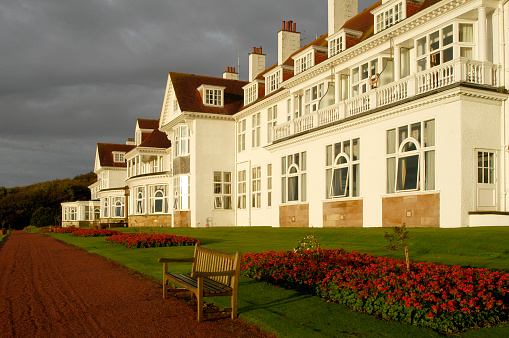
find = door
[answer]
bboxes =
[476,150,497,211]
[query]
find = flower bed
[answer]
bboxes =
[71,229,122,237]
[53,227,77,233]
[241,249,509,334]
[105,233,201,249]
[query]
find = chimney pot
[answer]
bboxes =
[293,22,296,32]
[282,21,285,30]
[252,46,256,53]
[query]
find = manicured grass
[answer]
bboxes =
[52,227,509,337]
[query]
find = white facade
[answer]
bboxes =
[67,0,509,228]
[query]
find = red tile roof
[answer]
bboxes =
[137,119,159,130]
[170,72,248,116]
[97,143,135,168]
[139,129,171,149]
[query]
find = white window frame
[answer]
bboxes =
[351,58,379,97]
[325,139,360,199]
[150,185,168,214]
[198,85,225,107]
[304,82,326,115]
[386,119,435,193]
[295,52,313,75]
[102,198,109,218]
[113,152,125,163]
[173,176,190,210]
[112,197,124,218]
[252,112,261,148]
[251,166,261,208]
[267,105,277,143]
[213,171,232,209]
[374,1,405,34]
[265,70,281,94]
[329,35,344,57]
[415,22,474,72]
[244,83,258,105]
[135,187,145,214]
[281,152,307,203]
[174,124,190,157]
[237,119,246,152]
[267,164,272,207]
[237,170,246,209]
[101,172,108,190]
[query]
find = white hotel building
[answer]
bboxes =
[65,0,509,228]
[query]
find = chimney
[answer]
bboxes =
[249,47,266,82]
[278,21,300,65]
[328,0,358,36]
[223,66,239,80]
[126,138,135,145]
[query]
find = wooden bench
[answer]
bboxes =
[158,243,242,322]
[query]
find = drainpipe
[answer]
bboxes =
[501,1,507,211]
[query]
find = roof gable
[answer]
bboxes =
[138,129,171,149]
[96,143,135,168]
[170,72,248,116]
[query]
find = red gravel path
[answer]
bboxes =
[0,231,272,337]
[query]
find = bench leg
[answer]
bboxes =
[196,277,204,322]
[231,292,238,319]
[162,278,167,299]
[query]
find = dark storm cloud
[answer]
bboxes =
[0,0,373,187]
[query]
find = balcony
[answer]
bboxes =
[273,58,502,141]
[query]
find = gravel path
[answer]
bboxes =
[0,231,271,337]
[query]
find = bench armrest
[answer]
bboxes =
[158,258,195,263]
[191,270,236,278]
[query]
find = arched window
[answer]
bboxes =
[387,120,435,193]
[325,139,360,199]
[155,190,164,213]
[281,152,306,203]
[114,198,124,217]
[94,207,100,220]
[331,154,350,197]
[136,187,144,214]
[396,139,420,190]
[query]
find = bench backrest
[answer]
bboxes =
[192,244,242,286]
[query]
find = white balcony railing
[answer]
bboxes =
[272,58,502,141]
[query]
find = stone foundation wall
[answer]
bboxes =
[128,215,172,227]
[173,211,191,227]
[279,204,309,227]
[62,221,98,228]
[323,199,363,227]
[382,193,440,227]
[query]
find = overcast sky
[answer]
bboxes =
[0,0,373,188]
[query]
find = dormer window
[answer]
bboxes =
[295,52,313,75]
[265,70,281,94]
[373,1,405,34]
[197,85,225,107]
[244,83,258,105]
[329,35,344,57]
[113,152,125,163]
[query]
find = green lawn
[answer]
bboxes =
[52,227,509,337]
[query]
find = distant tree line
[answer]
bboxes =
[0,172,96,230]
